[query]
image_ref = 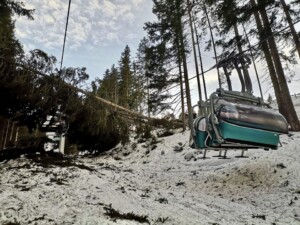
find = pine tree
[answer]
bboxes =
[256,0,300,130]
[203,0,252,93]
[135,38,150,115]
[141,24,174,114]
[0,0,34,60]
[201,0,300,130]
[118,45,133,108]
[0,0,34,126]
[145,0,194,128]
[98,68,117,102]
[279,0,300,59]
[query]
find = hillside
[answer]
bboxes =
[0,97,300,225]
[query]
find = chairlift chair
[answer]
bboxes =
[190,54,289,158]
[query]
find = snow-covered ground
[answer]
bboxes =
[1,97,300,225]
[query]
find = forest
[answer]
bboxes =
[1,0,300,154]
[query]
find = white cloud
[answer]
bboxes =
[106,32,119,42]
[13,0,153,81]
[123,12,135,23]
[44,15,55,24]
[15,0,149,52]
[131,0,144,7]
[90,0,101,10]
[101,0,117,17]
[15,29,27,38]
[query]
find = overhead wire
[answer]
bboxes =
[59,0,72,71]
[162,18,300,94]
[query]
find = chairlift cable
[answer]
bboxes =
[59,0,72,71]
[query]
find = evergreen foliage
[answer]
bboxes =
[0,5,124,152]
[142,0,195,128]
[2,0,300,153]
[198,0,300,130]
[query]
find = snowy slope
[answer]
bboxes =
[1,98,300,225]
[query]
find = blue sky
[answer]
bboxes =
[14,0,300,104]
[15,0,155,81]
[13,0,220,107]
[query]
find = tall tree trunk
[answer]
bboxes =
[223,66,232,91]
[147,76,150,118]
[179,61,186,131]
[280,0,300,59]
[175,31,186,131]
[233,60,246,92]
[194,22,208,101]
[3,120,10,149]
[179,33,193,129]
[15,126,19,145]
[203,2,221,89]
[258,2,300,131]
[176,34,186,132]
[0,123,4,150]
[9,121,15,146]
[242,23,264,99]
[175,2,193,129]
[187,0,202,106]
[251,0,282,110]
[115,79,117,104]
[233,23,253,93]
[114,70,118,104]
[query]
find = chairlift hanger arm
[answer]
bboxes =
[216,88,265,106]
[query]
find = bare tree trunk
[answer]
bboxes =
[280,0,300,59]
[194,22,208,101]
[251,0,282,109]
[3,120,10,149]
[187,0,202,105]
[0,120,4,150]
[233,23,253,93]
[126,72,129,108]
[179,62,186,131]
[180,38,193,129]
[15,126,19,146]
[147,77,150,118]
[176,3,193,129]
[223,66,232,91]
[9,121,15,141]
[233,60,246,92]
[115,74,118,104]
[242,23,264,99]
[175,31,186,131]
[258,2,300,131]
[203,2,221,89]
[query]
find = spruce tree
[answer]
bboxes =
[280,0,300,58]
[256,0,300,130]
[201,0,300,130]
[118,45,132,108]
[145,0,194,128]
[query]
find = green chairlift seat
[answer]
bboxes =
[191,89,289,151]
[216,100,288,149]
